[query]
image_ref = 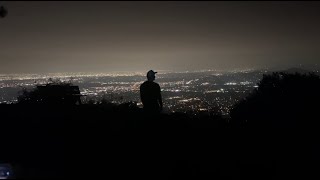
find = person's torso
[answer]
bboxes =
[140,81,160,106]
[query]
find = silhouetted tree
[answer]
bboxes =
[230,72,320,128]
[17,80,82,105]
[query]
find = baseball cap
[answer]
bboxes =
[147,70,157,77]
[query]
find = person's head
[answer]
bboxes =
[147,70,157,81]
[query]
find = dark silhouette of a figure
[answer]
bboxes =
[140,70,163,114]
[0,6,8,18]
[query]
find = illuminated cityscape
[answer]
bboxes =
[2,68,319,115]
[0,69,273,115]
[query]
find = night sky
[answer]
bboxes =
[1,1,320,74]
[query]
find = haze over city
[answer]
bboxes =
[1,1,320,74]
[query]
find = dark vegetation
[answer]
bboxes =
[1,72,320,178]
[231,72,320,128]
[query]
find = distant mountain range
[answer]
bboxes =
[280,67,319,74]
[247,65,318,74]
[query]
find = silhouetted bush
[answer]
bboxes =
[17,80,82,105]
[230,72,320,128]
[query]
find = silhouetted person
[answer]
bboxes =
[140,70,163,115]
[0,6,8,18]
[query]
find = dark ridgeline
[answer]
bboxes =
[0,72,320,178]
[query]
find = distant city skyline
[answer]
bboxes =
[0,70,267,114]
[1,1,320,73]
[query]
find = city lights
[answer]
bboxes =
[0,70,271,114]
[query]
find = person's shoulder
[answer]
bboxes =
[152,81,160,86]
[152,82,160,89]
[140,81,148,88]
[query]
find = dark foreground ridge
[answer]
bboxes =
[1,72,320,178]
